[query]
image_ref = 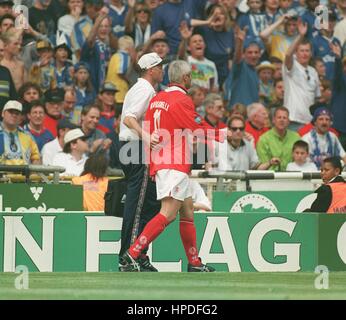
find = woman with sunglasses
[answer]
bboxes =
[125,0,151,47]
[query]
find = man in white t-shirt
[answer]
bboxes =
[283,19,320,130]
[41,119,77,165]
[302,106,346,169]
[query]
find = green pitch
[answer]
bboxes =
[0,272,346,300]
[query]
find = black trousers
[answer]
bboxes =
[119,140,161,257]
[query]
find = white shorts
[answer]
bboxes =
[156,169,192,201]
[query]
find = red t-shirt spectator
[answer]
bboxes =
[245,120,270,145]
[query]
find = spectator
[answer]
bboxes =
[97,82,118,134]
[107,106,121,169]
[318,79,332,105]
[0,29,26,91]
[304,157,346,213]
[0,100,40,165]
[224,26,261,108]
[216,114,273,170]
[42,87,65,137]
[52,127,89,176]
[256,60,275,106]
[264,0,281,25]
[125,0,152,47]
[302,106,346,169]
[257,106,300,171]
[72,151,109,211]
[80,11,112,92]
[108,0,128,38]
[0,0,13,18]
[283,19,320,131]
[268,77,284,116]
[80,104,112,153]
[245,102,270,146]
[0,64,17,112]
[73,61,96,109]
[204,93,226,129]
[219,0,241,26]
[228,102,247,120]
[29,40,57,92]
[334,0,346,47]
[23,100,54,151]
[41,118,76,165]
[61,87,81,125]
[18,82,42,105]
[53,36,74,88]
[145,0,161,11]
[58,0,84,40]
[269,56,283,80]
[330,43,346,150]
[188,85,206,117]
[106,35,135,107]
[286,140,318,171]
[300,0,319,40]
[0,13,14,33]
[71,0,104,60]
[313,57,326,81]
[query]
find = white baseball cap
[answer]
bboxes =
[3,100,22,113]
[137,52,163,70]
[64,128,86,145]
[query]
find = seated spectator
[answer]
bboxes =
[72,151,109,211]
[125,1,151,47]
[228,103,247,120]
[257,106,300,171]
[61,87,81,125]
[302,106,346,169]
[0,29,26,91]
[0,100,40,165]
[53,128,89,176]
[106,35,135,107]
[41,118,76,165]
[97,82,118,134]
[23,100,54,151]
[268,77,284,117]
[318,79,332,106]
[216,115,274,171]
[304,157,346,213]
[245,103,270,146]
[73,62,96,109]
[42,88,65,137]
[256,61,275,106]
[29,40,57,92]
[188,85,206,117]
[204,93,226,129]
[80,104,112,153]
[286,140,318,172]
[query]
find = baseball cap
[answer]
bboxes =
[137,52,163,70]
[99,82,118,94]
[310,103,332,122]
[36,40,53,51]
[64,128,86,145]
[44,88,65,103]
[3,100,22,113]
[256,61,276,72]
[57,118,78,131]
[74,61,91,73]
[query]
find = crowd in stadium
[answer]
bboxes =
[0,0,346,202]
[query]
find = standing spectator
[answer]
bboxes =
[302,106,346,169]
[80,11,112,93]
[0,0,13,18]
[0,13,14,33]
[268,77,284,115]
[53,37,74,88]
[300,0,319,40]
[58,0,84,41]
[313,57,327,81]
[106,35,135,107]
[0,100,40,165]
[334,0,346,47]
[23,100,54,151]
[0,64,17,112]
[269,56,283,80]
[97,82,118,134]
[125,0,152,47]
[73,61,96,109]
[108,0,128,38]
[264,0,281,25]
[52,128,89,176]
[257,60,275,106]
[245,102,270,145]
[257,106,300,171]
[0,30,26,91]
[118,52,163,272]
[283,19,320,130]
[286,140,318,172]
[224,26,261,109]
[42,87,65,137]
[71,0,104,60]
[61,87,81,125]
[29,40,57,92]
[41,118,76,165]
[72,151,109,211]
[330,43,346,150]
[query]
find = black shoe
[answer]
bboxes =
[188,258,215,272]
[119,251,140,272]
[138,256,158,272]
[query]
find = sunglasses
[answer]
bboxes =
[230,127,245,132]
[9,132,18,153]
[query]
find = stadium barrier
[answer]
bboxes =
[1,212,346,272]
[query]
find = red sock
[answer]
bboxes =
[180,218,200,266]
[129,213,168,259]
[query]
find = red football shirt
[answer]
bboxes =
[145,85,225,176]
